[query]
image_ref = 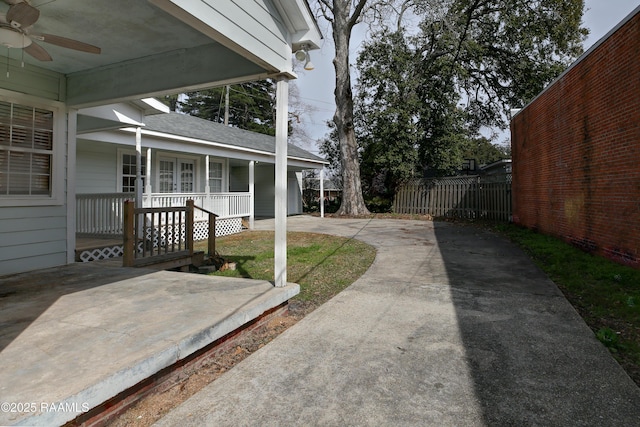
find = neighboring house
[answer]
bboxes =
[0,0,322,277]
[511,6,639,267]
[480,159,511,176]
[73,103,327,261]
[75,104,326,234]
[304,177,342,202]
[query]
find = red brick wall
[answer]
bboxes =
[511,10,640,268]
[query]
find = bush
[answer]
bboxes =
[365,196,393,213]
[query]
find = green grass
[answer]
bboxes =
[196,231,376,305]
[490,222,640,384]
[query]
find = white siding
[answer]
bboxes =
[76,141,119,193]
[164,0,291,72]
[0,63,65,101]
[0,206,67,275]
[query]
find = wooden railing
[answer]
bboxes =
[122,200,217,268]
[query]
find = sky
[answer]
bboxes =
[293,0,640,153]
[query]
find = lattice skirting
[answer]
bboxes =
[215,217,244,238]
[78,218,245,262]
[77,244,124,263]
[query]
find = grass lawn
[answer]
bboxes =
[196,230,376,310]
[489,222,640,386]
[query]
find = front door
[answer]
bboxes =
[159,157,195,193]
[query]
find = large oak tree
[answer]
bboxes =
[317,0,586,210]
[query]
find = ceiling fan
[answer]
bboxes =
[0,0,100,61]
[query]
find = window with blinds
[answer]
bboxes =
[0,101,53,196]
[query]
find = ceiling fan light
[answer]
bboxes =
[0,27,31,48]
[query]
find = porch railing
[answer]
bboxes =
[122,199,217,268]
[145,192,251,220]
[76,192,251,235]
[76,192,134,235]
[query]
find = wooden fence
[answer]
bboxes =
[393,174,512,221]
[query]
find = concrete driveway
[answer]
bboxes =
[156,216,640,426]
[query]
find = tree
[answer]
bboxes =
[159,94,179,111]
[354,0,586,197]
[180,81,277,135]
[318,120,344,190]
[317,0,371,216]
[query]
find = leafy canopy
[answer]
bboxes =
[349,0,586,200]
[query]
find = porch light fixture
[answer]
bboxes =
[294,44,314,71]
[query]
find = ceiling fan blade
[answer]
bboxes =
[33,33,101,54]
[6,2,39,28]
[24,40,51,61]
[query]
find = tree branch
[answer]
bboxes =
[317,0,334,23]
[348,0,370,30]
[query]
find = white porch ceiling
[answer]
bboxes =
[0,0,316,107]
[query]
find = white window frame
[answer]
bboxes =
[0,89,65,207]
[117,148,146,193]
[208,157,227,193]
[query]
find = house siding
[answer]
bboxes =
[0,63,65,102]
[511,9,640,268]
[0,206,67,275]
[76,140,119,193]
[167,0,290,72]
[0,90,69,276]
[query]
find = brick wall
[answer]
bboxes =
[511,9,640,268]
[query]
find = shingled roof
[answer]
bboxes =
[143,112,325,163]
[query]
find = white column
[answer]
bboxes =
[144,148,152,207]
[135,127,143,208]
[249,160,255,230]
[205,155,211,194]
[274,77,289,287]
[66,109,78,264]
[320,167,325,218]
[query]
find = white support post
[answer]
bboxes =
[144,147,152,207]
[249,160,255,230]
[66,109,78,264]
[205,155,211,194]
[320,167,325,218]
[274,77,289,287]
[135,127,143,208]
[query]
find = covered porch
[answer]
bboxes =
[0,262,299,426]
[75,191,252,263]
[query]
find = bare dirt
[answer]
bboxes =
[106,301,316,427]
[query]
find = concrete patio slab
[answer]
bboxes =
[0,263,298,426]
[155,216,640,426]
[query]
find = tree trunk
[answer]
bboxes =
[332,1,370,216]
